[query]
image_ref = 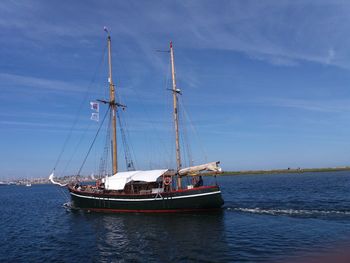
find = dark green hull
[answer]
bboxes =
[68,185,224,213]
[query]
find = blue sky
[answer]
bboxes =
[2,0,350,179]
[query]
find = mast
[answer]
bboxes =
[106,30,118,174]
[170,41,182,189]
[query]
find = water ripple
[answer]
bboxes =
[1,172,350,262]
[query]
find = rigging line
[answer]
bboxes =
[117,109,135,171]
[178,97,192,166]
[54,187,67,202]
[132,88,172,163]
[180,120,190,168]
[53,43,107,171]
[104,114,111,174]
[122,110,137,167]
[136,53,173,167]
[60,120,93,177]
[119,110,134,169]
[121,111,137,168]
[54,185,69,202]
[76,106,110,177]
[153,57,173,166]
[121,109,138,169]
[115,91,137,169]
[99,112,111,177]
[163,57,173,166]
[59,187,69,202]
[180,102,192,167]
[116,92,138,169]
[179,97,208,163]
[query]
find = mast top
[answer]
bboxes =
[169,40,182,174]
[104,26,110,35]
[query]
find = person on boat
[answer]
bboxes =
[163,176,171,192]
[194,176,203,187]
[96,179,101,188]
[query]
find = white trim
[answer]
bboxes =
[70,190,221,202]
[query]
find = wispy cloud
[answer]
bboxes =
[0,120,72,128]
[249,53,298,67]
[3,1,350,175]
[261,97,350,113]
[0,73,86,93]
[0,110,76,120]
[3,0,350,70]
[326,48,336,65]
[177,1,350,68]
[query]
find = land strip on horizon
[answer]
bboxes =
[218,166,350,175]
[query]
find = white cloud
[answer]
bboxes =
[326,48,335,64]
[0,73,88,93]
[3,0,350,70]
[260,97,350,113]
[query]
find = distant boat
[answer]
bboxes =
[50,29,224,213]
[0,181,7,186]
[25,183,31,187]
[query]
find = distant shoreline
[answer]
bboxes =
[218,167,350,175]
[4,167,350,184]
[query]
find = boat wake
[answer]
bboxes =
[63,202,72,208]
[62,202,78,212]
[227,207,350,217]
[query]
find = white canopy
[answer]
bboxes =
[102,169,168,190]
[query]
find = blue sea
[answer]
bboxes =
[1,171,350,262]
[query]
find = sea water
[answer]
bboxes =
[1,171,350,262]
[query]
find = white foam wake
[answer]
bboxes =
[228,207,350,216]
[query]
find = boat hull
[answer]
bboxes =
[68,185,224,213]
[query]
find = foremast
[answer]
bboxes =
[106,29,118,174]
[170,41,182,189]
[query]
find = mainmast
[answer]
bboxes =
[170,41,182,189]
[106,29,118,174]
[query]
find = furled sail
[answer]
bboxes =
[178,161,222,176]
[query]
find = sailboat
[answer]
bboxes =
[51,29,224,212]
[25,177,31,187]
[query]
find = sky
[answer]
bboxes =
[2,0,350,179]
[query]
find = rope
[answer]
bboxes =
[60,121,93,176]
[59,187,70,201]
[119,96,138,169]
[132,87,172,166]
[76,106,110,177]
[122,109,138,169]
[179,97,208,163]
[115,91,137,170]
[53,43,107,171]
[178,97,193,167]
[54,184,70,203]
[117,109,135,171]
[98,113,111,177]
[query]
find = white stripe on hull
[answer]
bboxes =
[70,190,221,202]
